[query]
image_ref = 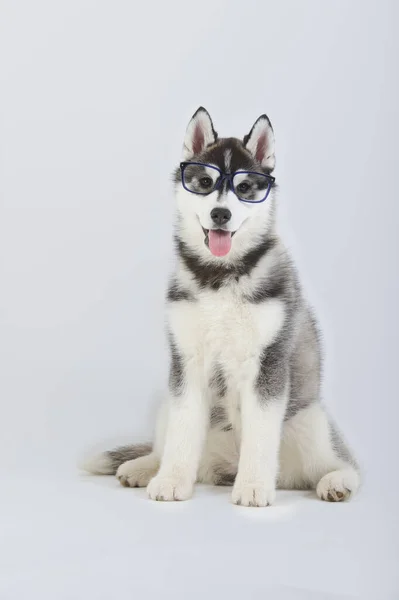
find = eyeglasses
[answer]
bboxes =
[180,161,275,204]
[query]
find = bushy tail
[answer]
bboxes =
[81,443,153,475]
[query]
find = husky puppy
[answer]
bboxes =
[83,108,360,506]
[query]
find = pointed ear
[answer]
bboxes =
[243,114,275,171]
[182,107,217,159]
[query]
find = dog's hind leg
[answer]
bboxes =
[116,453,160,487]
[82,401,168,485]
[279,403,360,501]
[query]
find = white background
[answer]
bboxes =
[1,1,398,598]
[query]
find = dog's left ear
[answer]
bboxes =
[183,107,218,159]
[244,115,275,172]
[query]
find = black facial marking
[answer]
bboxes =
[209,363,227,398]
[216,176,230,200]
[172,166,182,185]
[176,235,276,290]
[168,334,185,397]
[199,138,255,173]
[172,137,277,186]
[167,279,195,302]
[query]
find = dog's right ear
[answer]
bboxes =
[182,107,217,159]
[244,114,275,172]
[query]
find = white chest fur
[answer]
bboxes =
[167,283,285,387]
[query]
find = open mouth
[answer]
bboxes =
[202,227,236,257]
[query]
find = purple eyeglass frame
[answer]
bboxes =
[180,161,275,204]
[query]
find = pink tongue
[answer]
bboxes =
[208,230,232,257]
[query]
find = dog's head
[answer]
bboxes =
[174,107,276,261]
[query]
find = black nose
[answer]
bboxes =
[210,207,231,226]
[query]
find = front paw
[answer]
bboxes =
[232,481,276,507]
[147,475,193,502]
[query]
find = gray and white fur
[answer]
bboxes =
[83,108,360,506]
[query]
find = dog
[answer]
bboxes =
[83,107,360,506]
